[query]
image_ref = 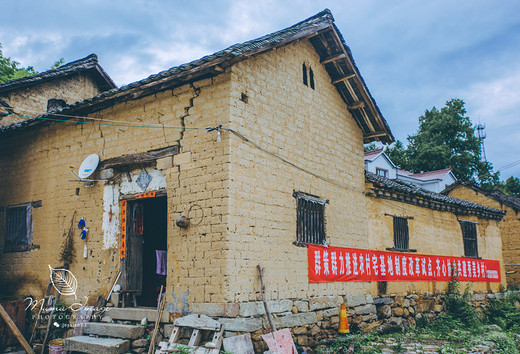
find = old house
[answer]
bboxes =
[0,9,509,348]
[444,182,520,287]
[0,54,116,125]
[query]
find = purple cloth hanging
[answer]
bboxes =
[156,250,167,275]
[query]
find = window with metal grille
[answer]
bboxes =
[3,204,32,253]
[294,192,326,246]
[393,217,409,251]
[460,221,478,257]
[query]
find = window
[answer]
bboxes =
[393,217,409,251]
[460,221,478,257]
[376,168,388,178]
[294,192,326,246]
[3,203,32,253]
[309,67,315,89]
[302,63,308,86]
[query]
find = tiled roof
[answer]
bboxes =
[0,9,393,143]
[364,148,384,161]
[406,168,452,180]
[443,181,520,213]
[366,171,505,220]
[0,54,116,93]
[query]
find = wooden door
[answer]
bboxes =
[123,201,144,294]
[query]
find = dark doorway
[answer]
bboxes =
[123,196,167,307]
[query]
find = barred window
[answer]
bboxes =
[294,192,326,246]
[3,204,32,253]
[460,221,478,257]
[393,217,409,251]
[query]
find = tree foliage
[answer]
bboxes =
[0,43,37,83]
[385,99,493,182]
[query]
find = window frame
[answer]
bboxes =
[294,192,326,246]
[376,168,389,178]
[460,220,479,258]
[2,203,33,253]
[392,216,410,251]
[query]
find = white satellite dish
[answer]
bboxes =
[78,154,100,179]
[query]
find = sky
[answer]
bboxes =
[1,0,519,179]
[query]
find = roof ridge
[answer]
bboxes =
[0,54,99,90]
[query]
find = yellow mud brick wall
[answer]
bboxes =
[366,194,506,294]
[224,39,370,302]
[447,186,520,287]
[0,73,104,127]
[0,73,232,304]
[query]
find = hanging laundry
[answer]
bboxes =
[156,250,167,275]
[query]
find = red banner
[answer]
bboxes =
[308,245,501,283]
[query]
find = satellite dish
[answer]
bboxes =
[78,154,100,179]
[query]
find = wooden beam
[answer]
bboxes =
[331,73,356,85]
[364,131,388,138]
[320,52,346,64]
[347,101,365,110]
[100,146,179,169]
[0,304,35,354]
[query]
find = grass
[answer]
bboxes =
[318,281,520,353]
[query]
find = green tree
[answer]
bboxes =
[385,140,410,171]
[0,43,37,83]
[363,142,378,152]
[405,99,491,181]
[504,176,520,197]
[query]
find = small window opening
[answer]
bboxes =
[4,204,32,253]
[75,188,80,196]
[309,68,315,89]
[302,63,308,86]
[460,221,478,257]
[240,92,249,103]
[376,168,388,178]
[294,192,326,246]
[393,217,409,251]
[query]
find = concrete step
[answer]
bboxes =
[64,336,130,354]
[107,307,169,322]
[84,322,145,339]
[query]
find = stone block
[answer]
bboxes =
[392,307,404,317]
[84,323,144,339]
[416,299,433,313]
[273,312,318,328]
[218,317,263,332]
[174,152,191,165]
[354,304,376,315]
[156,156,173,170]
[309,296,343,311]
[373,297,393,306]
[190,302,239,317]
[403,299,410,308]
[294,300,309,312]
[377,305,391,318]
[131,339,148,348]
[345,294,366,308]
[65,336,130,354]
[239,300,292,317]
[433,304,444,313]
[471,293,486,301]
[323,307,339,318]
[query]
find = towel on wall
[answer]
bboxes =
[156,250,167,275]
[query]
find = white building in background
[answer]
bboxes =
[364,148,457,193]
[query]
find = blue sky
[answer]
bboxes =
[1,0,519,179]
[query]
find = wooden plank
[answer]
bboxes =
[188,329,202,347]
[167,326,181,344]
[261,328,297,354]
[99,146,179,169]
[0,304,35,354]
[73,306,94,336]
[347,101,365,110]
[320,52,346,64]
[331,73,356,85]
[173,314,221,331]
